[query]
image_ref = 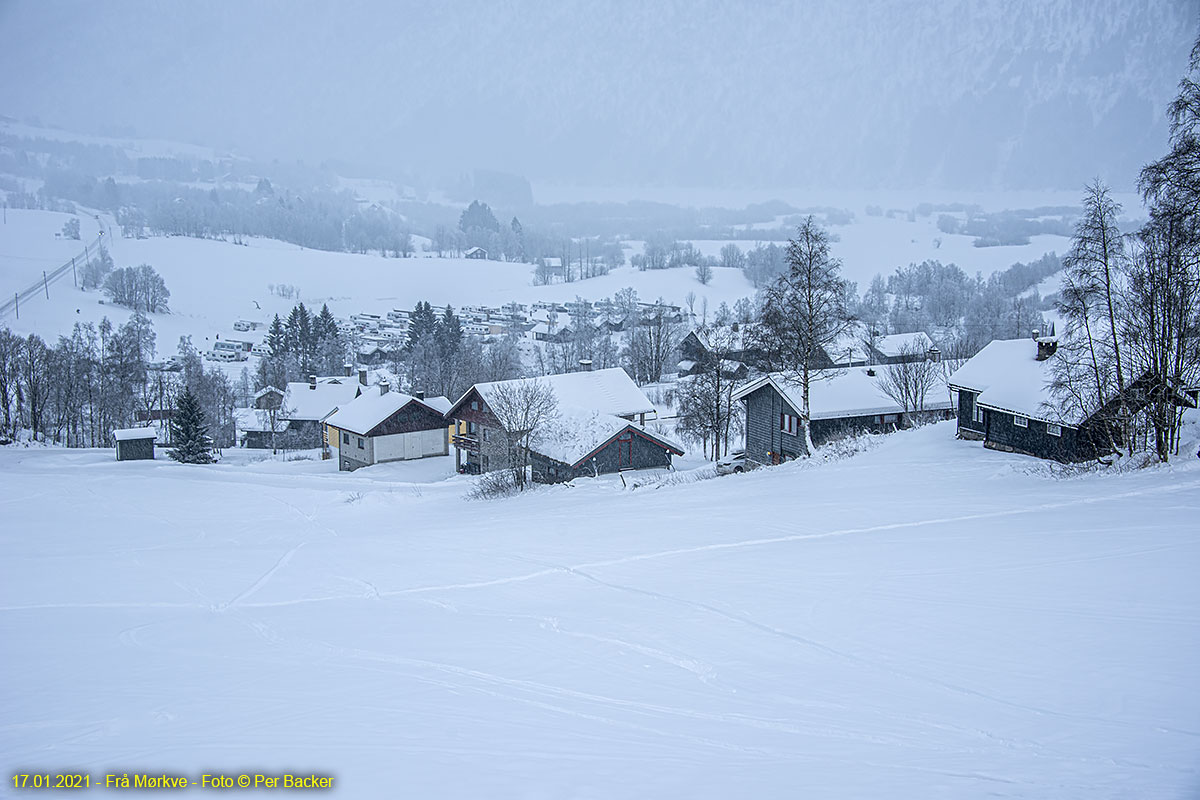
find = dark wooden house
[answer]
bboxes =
[732,367,953,464]
[446,367,658,475]
[325,383,452,471]
[946,336,1193,462]
[464,246,488,260]
[529,410,683,483]
[113,427,157,461]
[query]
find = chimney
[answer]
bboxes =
[579,359,592,372]
[380,380,390,395]
[1032,329,1040,341]
[927,346,940,363]
[414,390,425,401]
[358,368,367,386]
[1036,338,1058,361]
[308,375,317,390]
[343,363,353,377]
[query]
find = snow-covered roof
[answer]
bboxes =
[690,325,753,352]
[450,368,655,420]
[732,366,953,420]
[112,427,157,441]
[280,380,364,422]
[874,331,934,358]
[325,387,451,436]
[825,321,871,365]
[531,409,683,467]
[947,338,1069,424]
[234,408,290,433]
[254,385,283,400]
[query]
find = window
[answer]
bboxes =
[973,404,985,424]
[1013,414,1028,428]
[780,413,798,435]
[342,432,349,445]
[470,400,479,411]
[482,428,489,441]
[358,437,365,449]
[1046,423,1061,437]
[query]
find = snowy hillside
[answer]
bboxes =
[1,206,1077,358]
[2,421,1198,797]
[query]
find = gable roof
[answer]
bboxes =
[874,331,934,358]
[531,409,683,468]
[325,387,451,436]
[234,408,291,433]
[112,427,157,442]
[280,380,364,422]
[447,368,655,421]
[732,367,952,420]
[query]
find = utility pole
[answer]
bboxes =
[43,271,49,299]
[14,293,18,319]
[72,256,77,288]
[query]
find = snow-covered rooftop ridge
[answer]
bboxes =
[280,380,364,422]
[458,368,655,420]
[531,407,683,467]
[233,408,290,433]
[946,338,1069,424]
[875,331,934,358]
[325,387,450,436]
[112,427,157,441]
[733,366,952,420]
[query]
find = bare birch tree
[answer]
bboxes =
[759,216,854,453]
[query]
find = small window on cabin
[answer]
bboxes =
[1013,414,1028,428]
[973,405,985,424]
[471,400,479,411]
[342,432,349,445]
[780,413,798,435]
[1047,423,1061,437]
[358,437,364,449]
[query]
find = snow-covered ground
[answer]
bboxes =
[2,421,1198,798]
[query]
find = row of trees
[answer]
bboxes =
[0,316,236,453]
[256,302,347,391]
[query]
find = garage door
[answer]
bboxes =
[404,432,421,460]
[423,428,445,456]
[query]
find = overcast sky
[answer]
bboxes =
[0,0,1194,192]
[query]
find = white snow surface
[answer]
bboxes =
[735,368,954,421]
[2,422,1198,798]
[458,367,657,420]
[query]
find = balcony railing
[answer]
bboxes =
[451,433,480,453]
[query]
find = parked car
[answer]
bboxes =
[716,450,756,475]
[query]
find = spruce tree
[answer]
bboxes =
[169,387,216,464]
[406,301,438,350]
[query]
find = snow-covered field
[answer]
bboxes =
[3,421,1198,798]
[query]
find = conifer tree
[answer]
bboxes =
[169,387,215,463]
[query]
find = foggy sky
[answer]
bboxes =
[0,0,1195,192]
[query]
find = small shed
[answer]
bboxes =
[464,246,488,260]
[113,427,157,461]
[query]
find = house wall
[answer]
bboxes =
[742,384,808,464]
[955,389,986,439]
[531,429,674,484]
[810,408,950,444]
[982,409,1092,462]
[116,438,154,461]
